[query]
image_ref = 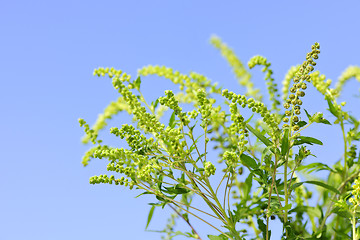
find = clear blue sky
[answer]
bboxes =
[1,1,360,240]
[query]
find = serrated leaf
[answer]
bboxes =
[293,136,323,146]
[240,154,258,169]
[246,123,273,147]
[291,180,340,194]
[281,129,289,156]
[145,205,155,230]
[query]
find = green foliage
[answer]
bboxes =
[80,37,360,240]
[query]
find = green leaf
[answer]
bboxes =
[325,95,339,119]
[331,227,351,240]
[240,154,258,169]
[297,121,307,128]
[244,173,253,197]
[291,181,340,194]
[257,218,271,240]
[318,118,331,125]
[208,235,228,240]
[169,111,176,128]
[246,123,273,147]
[297,162,335,173]
[164,184,190,194]
[304,109,312,120]
[289,206,321,218]
[135,191,152,198]
[312,112,331,125]
[145,205,155,230]
[281,129,289,156]
[153,98,160,110]
[134,76,141,90]
[245,114,254,124]
[293,136,323,146]
[188,133,205,153]
[332,206,352,219]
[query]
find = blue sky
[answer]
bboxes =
[1,1,360,240]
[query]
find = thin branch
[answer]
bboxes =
[169,204,203,240]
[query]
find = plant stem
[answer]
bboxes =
[284,159,288,226]
[169,204,203,240]
[266,153,279,240]
[318,169,360,232]
[340,119,348,180]
[352,211,356,240]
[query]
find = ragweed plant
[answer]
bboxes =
[79,36,360,240]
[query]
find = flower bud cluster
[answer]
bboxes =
[226,101,247,151]
[82,145,102,166]
[93,67,125,80]
[248,55,280,111]
[112,76,165,133]
[159,90,190,125]
[347,144,358,168]
[309,71,332,95]
[110,124,153,154]
[112,75,188,156]
[282,43,320,131]
[91,145,163,185]
[81,67,135,144]
[204,161,216,176]
[210,35,262,101]
[349,176,360,208]
[81,97,132,144]
[190,72,222,95]
[222,89,279,137]
[138,66,221,104]
[187,109,199,119]
[334,66,360,98]
[222,151,239,168]
[138,65,187,86]
[208,106,227,131]
[196,89,213,126]
[282,65,300,101]
[78,118,99,144]
[89,174,134,188]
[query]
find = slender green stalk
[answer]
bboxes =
[216,170,229,195]
[169,204,203,240]
[266,153,279,240]
[352,211,356,240]
[340,119,348,180]
[319,169,360,231]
